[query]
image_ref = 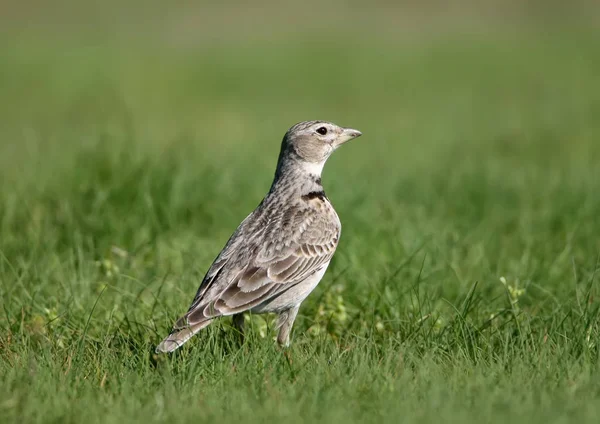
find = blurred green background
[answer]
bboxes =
[1,1,600,423]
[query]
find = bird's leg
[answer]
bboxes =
[232,313,246,344]
[276,306,300,348]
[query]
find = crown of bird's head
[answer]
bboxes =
[277,120,362,175]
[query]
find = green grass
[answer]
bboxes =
[2,18,600,424]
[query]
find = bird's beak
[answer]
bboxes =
[335,127,362,147]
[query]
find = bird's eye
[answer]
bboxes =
[316,127,328,135]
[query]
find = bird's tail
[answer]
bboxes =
[155,319,213,353]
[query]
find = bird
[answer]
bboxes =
[156,120,362,353]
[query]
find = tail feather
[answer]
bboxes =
[155,320,213,353]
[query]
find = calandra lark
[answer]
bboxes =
[156,121,362,353]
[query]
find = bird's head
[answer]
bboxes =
[277,120,362,176]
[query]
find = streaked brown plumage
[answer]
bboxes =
[156,120,362,353]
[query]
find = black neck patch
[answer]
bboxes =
[302,191,327,201]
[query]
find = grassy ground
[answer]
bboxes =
[2,4,600,423]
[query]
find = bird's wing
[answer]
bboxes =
[176,199,340,328]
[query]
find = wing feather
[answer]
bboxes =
[178,199,340,327]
